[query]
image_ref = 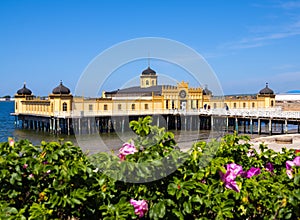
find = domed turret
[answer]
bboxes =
[17,83,32,95]
[203,85,212,95]
[259,83,274,95]
[52,81,71,95]
[142,67,156,75]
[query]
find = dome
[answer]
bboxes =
[259,83,274,95]
[17,83,32,95]
[203,86,212,95]
[142,67,156,75]
[52,81,71,95]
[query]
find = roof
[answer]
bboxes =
[259,83,274,95]
[106,85,163,96]
[142,67,156,75]
[203,87,212,95]
[52,81,71,95]
[17,83,32,95]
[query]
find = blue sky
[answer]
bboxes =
[1,0,300,97]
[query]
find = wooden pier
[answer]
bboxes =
[12,107,300,135]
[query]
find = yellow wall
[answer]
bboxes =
[14,81,276,117]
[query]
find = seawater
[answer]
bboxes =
[0,101,218,154]
[0,101,15,142]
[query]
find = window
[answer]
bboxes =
[118,104,122,110]
[271,100,274,107]
[63,102,68,111]
[146,80,149,86]
[104,104,108,110]
[145,104,149,110]
[243,103,246,108]
[171,100,175,109]
[233,103,237,108]
[131,104,135,110]
[89,104,93,111]
[252,102,255,108]
[196,100,199,109]
[15,102,18,110]
[166,100,169,109]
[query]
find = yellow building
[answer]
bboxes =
[13,67,276,134]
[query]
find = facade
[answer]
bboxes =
[13,67,277,134]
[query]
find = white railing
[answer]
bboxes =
[23,108,300,120]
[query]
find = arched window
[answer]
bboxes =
[271,100,274,107]
[131,104,135,110]
[63,102,67,111]
[15,102,18,110]
[146,80,149,86]
[51,103,54,112]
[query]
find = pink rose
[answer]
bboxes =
[243,167,261,178]
[8,137,14,147]
[286,156,300,179]
[265,162,274,173]
[220,163,243,192]
[130,199,148,218]
[118,142,137,160]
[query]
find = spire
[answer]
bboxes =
[147,51,150,68]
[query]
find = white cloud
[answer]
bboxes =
[279,1,300,9]
[220,19,300,50]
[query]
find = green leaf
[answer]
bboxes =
[183,201,192,214]
[294,173,300,185]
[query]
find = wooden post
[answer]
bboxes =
[258,118,261,135]
[67,118,70,135]
[235,117,238,133]
[285,119,288,134]
[226,117,229,132]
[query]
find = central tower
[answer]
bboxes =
[140,66,158,88]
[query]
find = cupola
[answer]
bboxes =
[52,81,71,95]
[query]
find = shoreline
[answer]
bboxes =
[178,133,300,152]
[249,133,300,152]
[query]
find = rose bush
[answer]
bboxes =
[0,116,300,219]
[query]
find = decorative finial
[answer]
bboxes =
[148,51,150,68]
[60,80,63,85]
[23,81,26,88]
[266,82,269,87]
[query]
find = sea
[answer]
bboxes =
[0,101,220,154]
